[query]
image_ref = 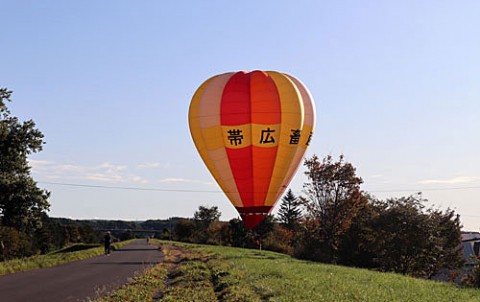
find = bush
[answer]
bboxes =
[338,195,464,278]
[262,226,294,255]
[293,218,329,262]
[0,226,33,260]
[173,219,195,242]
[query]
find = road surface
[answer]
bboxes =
[0,239,162,302]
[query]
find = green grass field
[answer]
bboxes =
[98,241,480,302]
[0,240,132,275]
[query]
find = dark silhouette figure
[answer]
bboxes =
[104,232,111,255]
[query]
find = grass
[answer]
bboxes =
[191,243,480,301]
[93,262,168,302]
[0,240,132,275]
[95,241,259,302]
[98,240,480,302]
[53,243,101,253]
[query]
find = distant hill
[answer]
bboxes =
[50,217,185,233]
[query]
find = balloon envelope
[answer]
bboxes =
[189,70,315,229]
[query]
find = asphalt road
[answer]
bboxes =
[0,239,162,302]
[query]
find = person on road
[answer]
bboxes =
[104,231,111,255]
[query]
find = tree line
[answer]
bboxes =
[173,174,463,280]
[0,87,473,284]
[169,157,466,281]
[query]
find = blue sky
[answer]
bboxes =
[2,1,480,230]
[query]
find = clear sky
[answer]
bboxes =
[2,1,480,230]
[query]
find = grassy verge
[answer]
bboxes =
[0,240,132,275]
[94,260,168,302]
[155,243,260,301]
[52,243,101,253]
[96,240,260,302]
[100,240,480,302]
[189,243,480,302]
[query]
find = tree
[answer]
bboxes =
[262,225,295,255]
[193,205,221,228]
[253,214,276,247]
[277,189,302,232]
[33,214,67,254]
[339,194,464,278]
[226,218,249,247]
[0,226,34,260]
[174,218,195,242]
[372,195,463,278]
[192,205,221,243]
[301,154,364,263]
[0,88,50,234]
[337,194,379,268]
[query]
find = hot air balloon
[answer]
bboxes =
[189,70,315,229]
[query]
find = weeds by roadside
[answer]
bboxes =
[158,244,261,302]
[0,240,132,275]
[94,263,168,302]
[96,241,261,302]
[95,240,480,302]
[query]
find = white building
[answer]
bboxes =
[462,232,480,266]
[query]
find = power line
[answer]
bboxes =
[368,186,480,193]
[38,181,222,193]
[38,181,480,194]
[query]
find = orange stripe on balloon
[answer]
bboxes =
[264,71,304,206]
[250,71,281,206]
[250,70,281,124]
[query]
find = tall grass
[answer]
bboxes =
[0,240,132,275]
[93,263,168,302]
[98,241,480,302]
[173,242,480,302]
[96,241,259,302]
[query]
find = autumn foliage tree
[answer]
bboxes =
[300,154,364,263]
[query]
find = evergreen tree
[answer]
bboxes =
[277,189,302,231]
